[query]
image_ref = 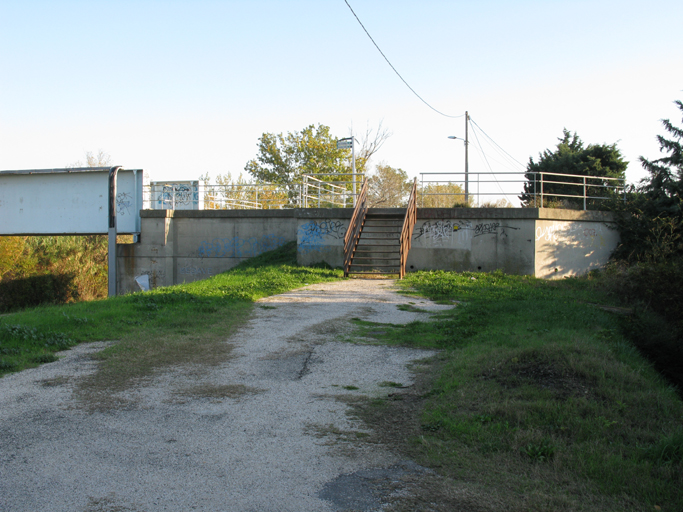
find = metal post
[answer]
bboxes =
[352,137,356,207]
[465,111,469,205]
[540,173,544,208]
[108,166,122,297]
[583,176,587,210]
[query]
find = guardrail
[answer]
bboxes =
[419,171,625,210]
[144,174,365,210]
[399,178,418,279]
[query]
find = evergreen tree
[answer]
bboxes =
[612,100,683,262]
[519,130,627,209]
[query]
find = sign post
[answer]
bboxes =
[337,137,356,206]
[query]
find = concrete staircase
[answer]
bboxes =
[347,210,404,277]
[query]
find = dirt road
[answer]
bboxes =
[0,279,449,512]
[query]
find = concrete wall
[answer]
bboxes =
[533,210,618,278]
[117,210,298,294]
[117,207,619,293]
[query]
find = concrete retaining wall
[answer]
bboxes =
[117,208,619,293]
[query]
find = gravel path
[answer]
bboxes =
[0,279,450,512]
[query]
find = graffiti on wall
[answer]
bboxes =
[197,234,287,258]
[298,219,346,253]
[413,219,519,246]
[535,223,606,247]
[116,192,133,216]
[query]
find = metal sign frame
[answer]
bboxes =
[0,166,144,296]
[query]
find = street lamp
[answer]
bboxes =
[448,111,469,205]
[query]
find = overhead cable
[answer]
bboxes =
[469,118,527,170]
[469,122,513,202]
[343,0,464,119]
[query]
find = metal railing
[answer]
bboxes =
[343,178,369,277]
[399,178,418,279]
[419,171,625,210]
[144,174,365,210]
[301,175,349,208]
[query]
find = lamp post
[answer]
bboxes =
[448,111,469,205]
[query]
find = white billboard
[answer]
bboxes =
[0,168,143,235]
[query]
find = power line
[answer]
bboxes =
[343,0,464,119]
[469,122,513,202]
[469,118,526,169]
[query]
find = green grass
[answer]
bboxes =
[352,270,683,511]
[0,242,342,393]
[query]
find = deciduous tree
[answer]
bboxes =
[367,164,411,207]
[244,123,391,206]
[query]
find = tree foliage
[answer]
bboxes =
[70,149,112,168]
[520,130,627,209]
[245,124,347,185]
[612,100,683,263]
[367,164,412,207]
[419,182,471,208]
[244,123,390,206]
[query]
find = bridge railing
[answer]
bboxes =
[419,171,625,210]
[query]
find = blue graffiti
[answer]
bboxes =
[297,220,346,254]
[197,234,287,258]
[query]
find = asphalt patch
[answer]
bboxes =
[318,460,432,511]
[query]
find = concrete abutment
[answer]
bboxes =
[116,208,619,294]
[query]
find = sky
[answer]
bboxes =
[1,0,682,205]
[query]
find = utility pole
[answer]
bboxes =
[465,111,469,205]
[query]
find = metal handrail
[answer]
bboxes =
[343,178,369,277]
[399,178,418,279]
[419,170,625,210]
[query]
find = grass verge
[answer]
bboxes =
[350,270,683,512]
[0,242,342,406]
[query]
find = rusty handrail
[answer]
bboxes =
[399,178,418,279]
[343,178,369,277]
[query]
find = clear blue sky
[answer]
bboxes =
[1,0,682,203]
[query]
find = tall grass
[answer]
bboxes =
[352,270,683,511]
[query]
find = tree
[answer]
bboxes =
[367,164,411,207]
[639,100,683,208]
[612,100,683,263]
[419,182,471,208]
[352,121,392,176]
[519,130,627,209]
[245,124,349,205]
[244,123,391,206]
[70,149,112,168]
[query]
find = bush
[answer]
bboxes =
[0,235,108,311]
[0,273,79,313]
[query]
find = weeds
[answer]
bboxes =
[350,270,683,511]
[0,242,342,388]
